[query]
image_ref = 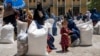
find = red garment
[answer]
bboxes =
[60,27,70,48]
[47,45,52,53]
[47,35,52,53]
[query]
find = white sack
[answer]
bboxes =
[27,21,48,56]
[79,21,93,45]
[17,20,28,35]
[0,17,3,25]
[57,21,62,28]
[94,21,100,34]
[98,25,100,34]
[45,18,54,35]
[0,23,14,43]
[71,38,80,47]
[74,19,83,25]
[45,18,54,25]
[17,30,28,56]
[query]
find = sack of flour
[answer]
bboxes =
[0,23,14,43]
[71,38,80,47]
[17,30,28,56]
[27,21,48,56]
[94,21,100,34]
[45,18,54,25]
[45,18,54,35]
[79,21,93,45]
[17,20,28,34]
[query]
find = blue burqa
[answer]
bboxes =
[68,19,80,43]
[4,0,25,9]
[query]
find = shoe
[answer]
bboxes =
[52,48,57,50]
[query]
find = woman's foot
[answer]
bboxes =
[65,49,69,52]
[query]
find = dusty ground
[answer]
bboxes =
[0,41,17,56]
[50,35,100,56]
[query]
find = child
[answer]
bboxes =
[60,19,71,52]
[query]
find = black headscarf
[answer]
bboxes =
[33,2,45,25]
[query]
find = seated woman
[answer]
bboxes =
[66,15,80,45]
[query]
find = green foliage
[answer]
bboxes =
[89,0,100,11]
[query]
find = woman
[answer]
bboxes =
[66,15,80,45]
[90,8,100,26]
[33,2,54,52]
[3,2,17,36]
[33,2,45,25]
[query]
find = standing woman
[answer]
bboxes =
[3,2,17,36]
[33,2,54,52]
[33,2,45,25]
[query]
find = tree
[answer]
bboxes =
[89,0,100,11]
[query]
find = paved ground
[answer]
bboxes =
[50,35,100,56]
[49,27,100,56]
[0,28,100,56]
[0,41,17,56]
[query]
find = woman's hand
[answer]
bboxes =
[63,33,68,36]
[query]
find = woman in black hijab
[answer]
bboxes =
[33,2,45,25]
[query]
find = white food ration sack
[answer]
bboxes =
[57,21,62,28]
[0,18,3,36]
[78,20,93,45]
[27,21,48,56]
[0,17,3,25]
[71,38,80,47]
[74,19,83,25]
[0,23,14,43]
[17,20,28,35]
[45,18,54,35]
[17,30,28,56]
[94,21,100,34]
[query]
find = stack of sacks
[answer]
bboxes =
[0,23,14,44]
[17,30,28,56]
[74,19,83,25]
[94,21,100,34]
[77,20,93,46]
[27,21,48,56]
[17,20,28,34]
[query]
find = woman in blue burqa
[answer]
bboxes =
[33,2,56,51]
[90,8,100,26]
[66,14,80,44]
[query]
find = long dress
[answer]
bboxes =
[60,27,70,47]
